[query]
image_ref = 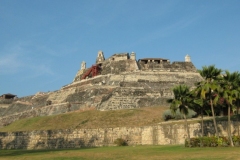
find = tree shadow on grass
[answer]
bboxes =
[0,147,97,157]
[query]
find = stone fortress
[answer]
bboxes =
[0,51,203,126]
[2,51,237,149]
[64,50,202,111]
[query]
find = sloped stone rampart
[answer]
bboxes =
[1,95,49,117]
[0,120,238,149]
[0,71,203,126]
[0,103,72,126]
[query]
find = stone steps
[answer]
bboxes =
[104,87,144,110]
[106,96,138,110]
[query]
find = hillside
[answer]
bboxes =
[0,106,168,132]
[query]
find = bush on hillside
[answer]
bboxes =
[114,138,128,146]
[162,108,197,121]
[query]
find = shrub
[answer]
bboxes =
[114,138,128,146]
[185,136,240,147]
[162,110,174,121]
[217,137,223,146]
[190,138,201,147]
[162,109,197,121]
[232,135,240,146]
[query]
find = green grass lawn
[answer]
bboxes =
[0,145,239,160]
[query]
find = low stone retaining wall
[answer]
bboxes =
[0,120,239,149]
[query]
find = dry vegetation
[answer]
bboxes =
[0,106,168,132]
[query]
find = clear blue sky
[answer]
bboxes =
[1,0,240,97]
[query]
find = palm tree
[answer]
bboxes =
[191,83,207,138]
[220,71,240,147]
[198,65,222,81]
[221,88,237,147]
[235,87,240,136]
[167,85,192,144]
[198,65,222,138]
[222,71,240,136]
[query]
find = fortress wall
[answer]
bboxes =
[0,85,117,127]
[0,99,14,105]
[138,61,197,72]
[66,75,111,89]
[138,61,172,71]
[47,88,76,104]
[0,121,238,149]
[171,62,197,72]
[96,72,203,110]
[109,53,129,61]
[0,104,10,109]
[72,54,198,84]
[1,94,49,117]
[73,57,138,82]
[116,72,202,92]
[67,71,203,90]
[107,71,202,83]
[65,86,117,107]
[0,72,203,126]
[101,59,138,75]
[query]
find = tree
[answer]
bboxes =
[221,88,237,147]
[219,71,240,147]
[198,65,222,81]
[235,86,240,136]
[222,71,240,130]
[198,65,222,138]
[167,85,192,144]
[191,83,207,138]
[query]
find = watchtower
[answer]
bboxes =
[81,61,86,70]
[130,52,136,60]
[185,54,191,62]
[96,50,105,64]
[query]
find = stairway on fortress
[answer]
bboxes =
[105,96,139,110]
[101,87,142,110]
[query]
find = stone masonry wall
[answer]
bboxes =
[0,120,238,149]
[138,61,197,72]
[101,59,138,75]
[0,71,203,126]
[0,70,203,128]
[1,94,49,117]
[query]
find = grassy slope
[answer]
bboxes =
[0,106,168,132]
[0,145,239,160]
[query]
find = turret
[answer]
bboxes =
[96,50,105,64]
[130,52,136,60]
[81,61,86,70]
[185,54,191,62]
